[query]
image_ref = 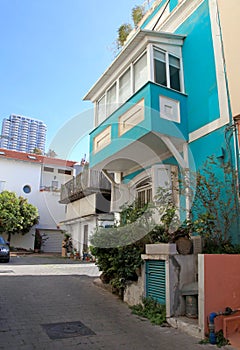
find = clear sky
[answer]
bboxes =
[0,0,147,161]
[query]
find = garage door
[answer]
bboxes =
[41,231,63,253]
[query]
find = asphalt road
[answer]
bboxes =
[0,255,233,350]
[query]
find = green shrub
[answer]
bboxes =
[130,297,166,325]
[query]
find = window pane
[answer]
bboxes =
[97,96,106,124]
[169,55,180,68]
[146,188,152,203]
[134,53,148,92]
[154,49,165,62]
[170,65,180,91]
[106,83,117,116]
[119,68,131,103]
[169,55,180,91]
[138,190,145,208]
[154,59,167,86]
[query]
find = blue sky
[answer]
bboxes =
[0,0,147,161]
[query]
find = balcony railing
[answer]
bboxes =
[60,168,111,203]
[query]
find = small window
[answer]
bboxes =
[154,47,182,92]
[44,166,54,172]
[58,169,72,175]
[136,177,152,208]
[169,55,180,91]
[23,185,31,194]
[154,49,167,87]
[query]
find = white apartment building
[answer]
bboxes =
[0,148,75,252]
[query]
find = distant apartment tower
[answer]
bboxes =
[0,114,47,153]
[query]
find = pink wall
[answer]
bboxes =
[204,254,240,334]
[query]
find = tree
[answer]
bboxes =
[0,191,39,242]
[32,147,42,155]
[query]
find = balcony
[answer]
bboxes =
[60,168,111,204]
[90,82,188,172]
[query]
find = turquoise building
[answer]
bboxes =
[84,0,240,242]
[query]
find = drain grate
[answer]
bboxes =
[42,321,95,340]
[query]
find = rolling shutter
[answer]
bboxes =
[146,260,166,304]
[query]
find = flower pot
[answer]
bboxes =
[175,237,193,255]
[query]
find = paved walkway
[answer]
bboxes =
[1,254,100,277]
[0,255,234,350]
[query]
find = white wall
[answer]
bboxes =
[65,194,96,220]
[62,216,97,256]
[0,157,72,250]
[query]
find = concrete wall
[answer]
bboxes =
[198,254,240,337]
[141,247,198,318]
[124,265,145,306]
[65,194,96,221]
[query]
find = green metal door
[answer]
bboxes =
[146,260,166,304]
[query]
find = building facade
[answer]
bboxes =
[0,114,47,154]
[84,0,240,243]
[59,166,114,257]
[0,148,75,251]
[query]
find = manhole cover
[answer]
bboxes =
[42,321,95,339]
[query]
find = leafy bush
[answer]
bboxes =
[199,330,230,348]
[130,297,166,325]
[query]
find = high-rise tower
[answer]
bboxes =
[0,114,47,153]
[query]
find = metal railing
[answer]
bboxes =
[60,169,111,203]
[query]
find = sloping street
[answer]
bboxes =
[0,255,232,350]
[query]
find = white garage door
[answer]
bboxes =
[41,231,63,253]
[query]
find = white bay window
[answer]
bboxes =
[93,32,184,126]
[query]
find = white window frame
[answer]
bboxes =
[151,45,184,93]
[137,184,152,208]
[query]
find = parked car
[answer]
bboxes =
[0,236,10,262]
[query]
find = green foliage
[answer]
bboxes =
[91,201,155,294]
[0,191,39,242]
[132,5,146,27]
[117,23,132,48]
[189,156,239,253]
[32,147,42,155]
[199,330,230,348]
[130,297,166,325]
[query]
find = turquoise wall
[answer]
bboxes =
[175,0,220,133]
[169,0,178,12]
